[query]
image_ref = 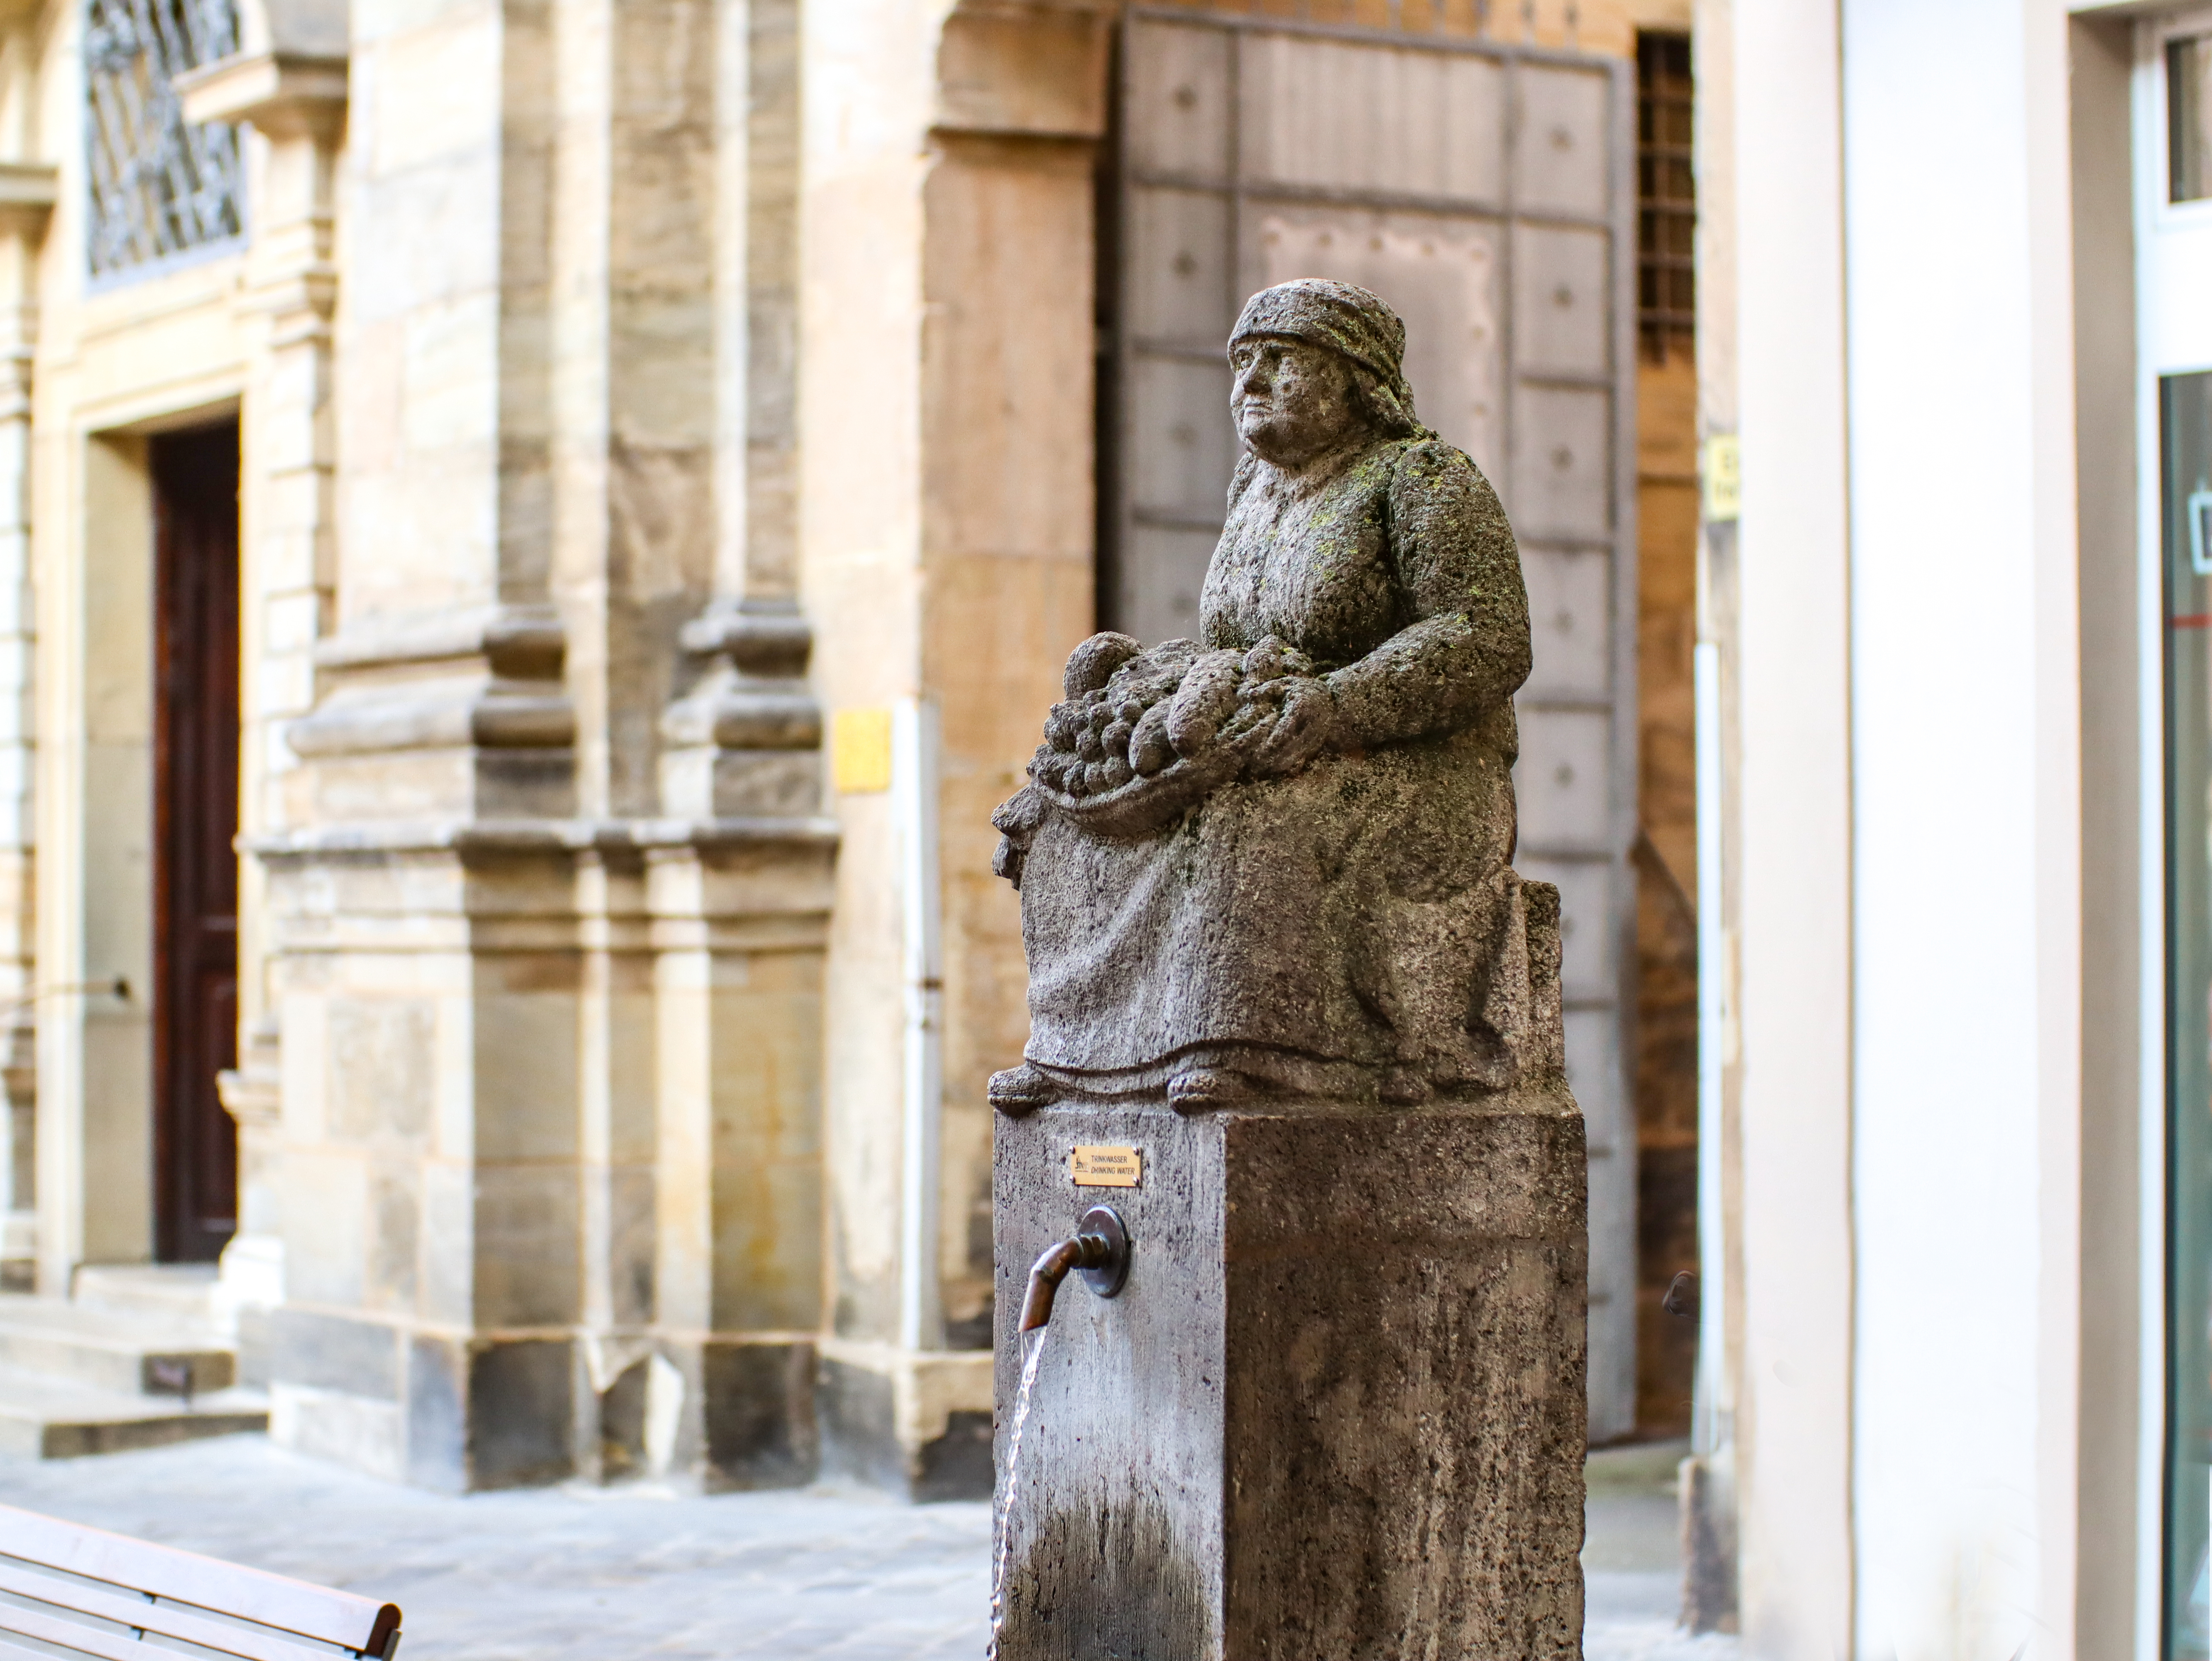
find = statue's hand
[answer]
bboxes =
[1243,675,1337,777]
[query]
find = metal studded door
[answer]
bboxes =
[1106,9,1641,1438]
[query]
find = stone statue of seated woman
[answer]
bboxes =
[989,279,1565,1115]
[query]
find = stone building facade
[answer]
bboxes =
[0,0,1697,1494]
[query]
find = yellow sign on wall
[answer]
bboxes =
[1701,434,1741,524]
[832,707,893,794]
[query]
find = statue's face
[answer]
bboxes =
[1230,335,1364,467]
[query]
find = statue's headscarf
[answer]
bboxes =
[1228,279,1431,440]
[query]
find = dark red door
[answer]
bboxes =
[151,422,240,1264]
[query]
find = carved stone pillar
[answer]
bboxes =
[179,17,347,1360]
[254,600,584,1487]
[802,0,1106,1496]
[241,0,831,1492]
[636,0,833,1489]
[642,814,832,1487]
[0,162,52,1289]
[660,603,819,820]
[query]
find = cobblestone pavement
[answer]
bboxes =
[0,1436,1740,1659]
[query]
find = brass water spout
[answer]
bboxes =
[1017,1206,1131,1331]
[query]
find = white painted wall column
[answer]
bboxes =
[1730,0,1857,1650]
[1838,1,2084,1653]
[1723,0,2099,1652]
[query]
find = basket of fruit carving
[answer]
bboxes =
[1006,630,1319,845]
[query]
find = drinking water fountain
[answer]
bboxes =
[1015,1206,1130,1333]
[986,279,1587,1659]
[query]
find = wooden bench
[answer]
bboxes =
[0,1504,400,1661]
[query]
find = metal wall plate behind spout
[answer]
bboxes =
[1077,1205,1130,1299]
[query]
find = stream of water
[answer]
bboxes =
[985,1325,1050,1659]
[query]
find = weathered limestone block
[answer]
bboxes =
[659,599,822,819]
[993,1095,1587,1659]
[285,608,576,825]
[646,831,836,1491]
[255,818,834,1492]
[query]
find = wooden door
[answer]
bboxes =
[1108,14,1643,1438]
[151,422,240,1264]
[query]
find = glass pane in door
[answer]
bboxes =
[2174,33,2212,203]
[2166,367,2212,1659]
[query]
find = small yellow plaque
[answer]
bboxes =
[832,707,893,794]
[1070,1145,1142,1188]
[1701,434,1741,524]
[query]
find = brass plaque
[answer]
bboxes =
[1070,1145,1142,1188]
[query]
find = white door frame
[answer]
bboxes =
[2134,12,2212,1655]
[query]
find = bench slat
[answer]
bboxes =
[0,1561,338,1661]
[0,1510,397,1658]
[0,1635,83,1661]
[0,1594,170,1661]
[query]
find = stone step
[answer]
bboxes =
[71,1264,222,1329]
[0,1296,232,1396]
[0,1363,264,1459]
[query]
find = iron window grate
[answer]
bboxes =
[1636,30,1692,363]
[84,0,244,278]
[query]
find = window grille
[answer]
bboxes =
[84,0,244,278]
[1636,31,1693,362]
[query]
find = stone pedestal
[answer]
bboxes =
[992,1093,1587,1660]
[253,815,832,1493]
